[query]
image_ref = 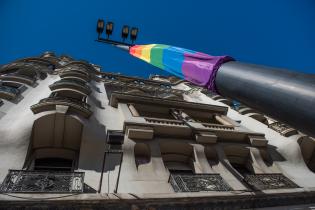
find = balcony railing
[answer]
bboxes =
[268,122,298,137]
[169,173,232,192]
[244,174,299,191]
[0,85,20,100]
[0,85,20,95]
[103,79,186,97]
[0,170,84,193]
[31,96,92,118]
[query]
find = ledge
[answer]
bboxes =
[110,92,228,115]
[60,71,90,82]
[0,74,36,86]
[31,97,92,118]
[49,80,91,95]
[0,191,315,209]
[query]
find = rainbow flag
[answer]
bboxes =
[129,44,233,91]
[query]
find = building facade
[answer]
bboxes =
[0,53,315,209]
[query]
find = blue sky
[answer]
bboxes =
[1,0,314,77]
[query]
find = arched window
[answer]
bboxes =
[223,145,253,176]
[26,113,83,171]
[160,142,195,174]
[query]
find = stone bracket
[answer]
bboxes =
[248,135,268,147]
[195,132,217,144]
[127,126,154,140]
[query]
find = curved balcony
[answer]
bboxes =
[62,68,90,77]
[60,76,88,84]
[19,57,55,67]
[0,74,36,86]
[0,86,19,100]
[49,79,91,95]
[59,71,89,82]
[62,61,98,74]
[0,62,50,78]
[31,96,92,118]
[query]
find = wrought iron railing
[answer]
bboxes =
[0,85,20,95]
[169,173,232,192]
[103,79,186,96]
[0,170,84,193]
[40,96,90,110]
[244,174,299,191]
[268,122,298,137]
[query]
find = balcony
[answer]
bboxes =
[268,122,298,137]
[59,71,90,82]
[169,173,232,192]
[62,61,98,74]
[0,73,36,86]
[49,79,91,95]
[31,96,92,118]
[0,85,20,100]
[61,67,90,77]
[0,170,84,193]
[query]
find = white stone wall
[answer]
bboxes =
[0,75,59,180]
[175,83,315,189]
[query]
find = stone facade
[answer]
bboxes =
[0,53,315,209]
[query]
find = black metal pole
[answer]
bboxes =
[98,152,107,193]
[96,38,133,47]
[215,61,315,137]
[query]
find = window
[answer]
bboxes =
[182,110,220,124]
[33,158,73,171]
[129,104,176,120]
[26,114,83,171]
[223,146,254,177]
[160,142,195,173]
